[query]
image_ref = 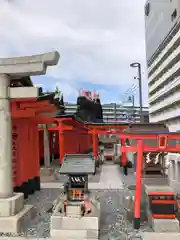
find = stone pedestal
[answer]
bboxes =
[43,124,50,168]
[148,213,180,232]
[153,219,179,233]
[0,74,13,198]
[113,155,120,164]
[50,200,101,239]
[99,152,105,164]
[0,193,34,233]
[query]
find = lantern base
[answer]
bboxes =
[51,197,100,239]
[134,217,140,229]
[151,216,179,232]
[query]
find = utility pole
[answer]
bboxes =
[130,62,143,122]
[114,103,117,121]
[131,95,135,108]
[131,95,136,123]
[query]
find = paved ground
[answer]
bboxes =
[141,232,180,240]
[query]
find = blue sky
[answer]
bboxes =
[0,0,147,105]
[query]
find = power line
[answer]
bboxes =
[121,84,138,103]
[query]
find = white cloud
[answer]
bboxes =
[0,0,147,103]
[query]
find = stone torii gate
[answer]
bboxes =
[0,51,60,233]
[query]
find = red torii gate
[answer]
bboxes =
[11,96,60,197]
[86,122,180,229]
[38,115,91,165]
[57,116,90,164]
[87,122,129,166]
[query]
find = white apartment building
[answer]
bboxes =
[145,0,180,194]
[145,0,180,132]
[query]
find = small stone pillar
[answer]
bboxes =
[43,124,50,167]
[0,74,13,198]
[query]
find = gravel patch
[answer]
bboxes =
[0,188,152,239]
[0,164,152,239]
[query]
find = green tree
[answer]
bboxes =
[54,86,61,98]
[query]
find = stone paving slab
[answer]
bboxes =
[0,238,47,240]
[141,232,180,240]
[99,165,124,189]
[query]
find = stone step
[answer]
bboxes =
[51,215,99,230]
[141,232,180,240]
[51,229,99,239]
[151,218,180,233]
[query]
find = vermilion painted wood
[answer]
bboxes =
[11,97,58,194]
[134,140,143,220]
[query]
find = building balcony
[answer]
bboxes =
[150,106,180,122]
[149,59,180,94]
[149,91,180,114]
[102,111,115,114]
[149,77,180,104]
[149,44,180,83]
[65,109,76,113]
[148,28,180,75]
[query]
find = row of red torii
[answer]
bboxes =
[39,116,180,229]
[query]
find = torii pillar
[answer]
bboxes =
[0,51,60,233]
[43,124,51,168]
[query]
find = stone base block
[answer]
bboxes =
[151,218,179,232]
[66,205,82,217]
[0,193,24,217]
[51,200,100,239]
[147,210,180,232]
[51,229,99,239]
[141,232,180,240]
[51,215,99,230]
[113,156,120,164]
[0,205,34,233]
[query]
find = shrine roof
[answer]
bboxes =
[37,92,65,110]
[86,121,129,126]
[55,114,85,123]
[54,114,131,126]
[60,154,95,175]
[128,123,166,128]
[55,113,74,118]
[123,130,180,135]
[124,123,169,134]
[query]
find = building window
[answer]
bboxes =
[171,9,177,21]
[145,2,150,16]
[143,115,149,123]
